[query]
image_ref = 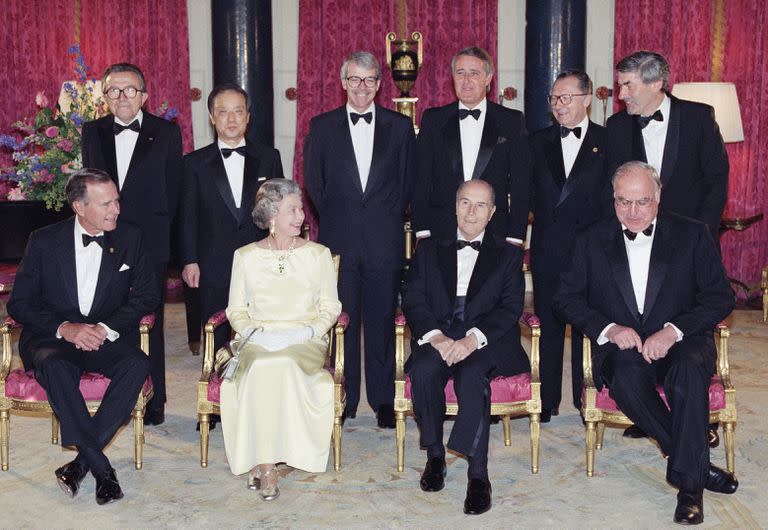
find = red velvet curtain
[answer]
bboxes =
[0,0,193,157]
[293,0,499,224]
[614,0,768,286]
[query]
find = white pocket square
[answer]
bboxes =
[119,263,130,272]
[257,176,267,181]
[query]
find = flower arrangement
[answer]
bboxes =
[0,45,178,210]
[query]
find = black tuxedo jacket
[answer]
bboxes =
[81,112,184,264]
[606,95,729,235]
[413,100,531,241]
[529,121,612,283]
[402,235,530,377]
[553,211,734,389]
[303,104,415,271]
[179,141,283,288]
[8,218,160,353]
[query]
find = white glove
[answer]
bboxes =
[248,326,314,351]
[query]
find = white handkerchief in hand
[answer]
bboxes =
[119,263,130,271]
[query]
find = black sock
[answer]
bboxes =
[467,454,488,481]
[73,451,90,472]
[427,444,445,461]
[79,447,110,477]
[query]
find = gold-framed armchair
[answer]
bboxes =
[393,312,542,473]
[196,254,349,470]
[0,314,155,471]
[581,322,736,477]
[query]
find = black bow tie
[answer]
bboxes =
[221,146,247,159]
[82,233,104,248]
[350,112,372,125]
[456,239,482,251]
[112,120,140,135]
[459,108,482,120]
[560,126,582,139]
[623,224,654,241]
[635,110,664,129]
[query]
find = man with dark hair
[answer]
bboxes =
[413,46,530,245]
[554,161,738,525]
[304,50,415,427]
[8,169,158,504]
[81,62,183,425]
[180,84,283,354]
[529,69,611,421]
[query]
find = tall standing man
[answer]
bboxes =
[304,51,415,427]
[82,63,183,425]
[413,46,530,245]
[554,162,738,525]
[529,70,611,421]
[180,84,283,353]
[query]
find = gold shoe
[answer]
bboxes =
[259,467,280,501]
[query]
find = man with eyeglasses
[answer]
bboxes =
[304,50,415,428]
[528,70,612,422]
[554,161,738,525]
[412,46,530,246]
[82,63,183,426]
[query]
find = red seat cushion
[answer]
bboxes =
[584,376,726,413]
[5,369,152,401]
[404,373,533,403]
[207,367,343,404]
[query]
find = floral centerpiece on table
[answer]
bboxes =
[0,45,178,211]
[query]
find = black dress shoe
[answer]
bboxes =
[55,460,88,498]
[463,478,492,515]
[143,408,165,426]
[623,424,648,438]
[673,491,703,525]
[705,464,738,494]
[377,404,396,429]
[540,407,559,423]
[95,468,124,505]
[708,427,720,448]
[419,457,447,492]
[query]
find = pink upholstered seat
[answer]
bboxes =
[584,376,726,413]
[6,369,153,402]
[404,373,533,403]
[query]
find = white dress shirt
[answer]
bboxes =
[459,99,487,182]
[218,138,246,208]
[114,110,143,190]
[561,116,589,178]
[418,230,489,350]
[347,103,375,192]
[641,95,671,177]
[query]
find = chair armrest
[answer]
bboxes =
[333,312,348,376]
[336,312,350,331]
[394,313,408,382]
[202,310,229,378]
[1,317,19,382]
[582,335,596,388]
[715,322,732,388]
[138,313,154,356]
[519,312,540,381]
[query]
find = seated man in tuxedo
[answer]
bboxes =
[7,169,158,505]
[402,179,529,515]
[553,161,738,525]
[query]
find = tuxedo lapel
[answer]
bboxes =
[471,107,496,180]
[631,118,648,163]
[660,97,681,185]
[55,220,79,310]
[443,108,464,184]
[558,123,600,206]
[364,108,390,198]
[466,238,499,301]
[98,120,118,186]
[642,216,672,321]
[89,231,118,315]
[122,116,155,193]
[605,221,641,320]
[336,109,364,196]
[207,147,239,222]
[241,145,263,226]
[544,126,566,191]
[437,240,457,305]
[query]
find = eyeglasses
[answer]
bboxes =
[345,76,379,88]
[104,86,144,100]
[548,93,590,106]
[615,197,654,208]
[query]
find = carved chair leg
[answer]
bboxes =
[586,421,597,477]
[530,413,540,474]
[51,414,59,444]
[199,413,210,468]
[396,411,406,472]
[0,409,9,471]
[332,416,342,471]
[596,422,606,450]
[502,415,511,446]
[723,421,735,473]
[134,407,145,470]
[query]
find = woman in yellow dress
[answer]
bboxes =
[220,178,341,501]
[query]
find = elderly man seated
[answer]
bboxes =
[554,161,738,525]
[402,179,530,515]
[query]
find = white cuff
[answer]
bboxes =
[466,327,487,349]
[596,323,616,345]
[98,323,120,342]
[664,322,684,342]
[417,329,441,346]
[55,322,68,339]
[505,237,524,246]
[415,230,431,240]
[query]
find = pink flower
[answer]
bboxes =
[35,91,49,108]
[58,138,74,152]
[45,126,59,138]
[61,161,76,174]
[8,187,28,200]
[36,169,55,183]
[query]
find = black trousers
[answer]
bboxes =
[21,337,150,450]
[408,341,493,461]
[199,284,232,354]
[338,265,399,415]
[146,262,167,410]
[604,336,714,492]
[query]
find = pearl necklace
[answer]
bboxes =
[267,236,297,275]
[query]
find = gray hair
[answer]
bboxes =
[340,51,381,80]
[456,178,496,204]
[616,51,670,92]
[612,161,662,197]
[252,178,302,230]
[65,168,114,206]
[451,47,494,76]
[102,63,147,91]
[555,69,593,94]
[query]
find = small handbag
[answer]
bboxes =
[215,327,261,382]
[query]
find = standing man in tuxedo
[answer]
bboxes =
[553,162,738,525]
[82,63,183,425]
[180,84,283,353]
[304,51,415,427]
[7,169,158,504]
[529,70,611,421]
[413,46,530,244]
[403,179,529,515]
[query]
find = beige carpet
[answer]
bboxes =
[0,301,766,528]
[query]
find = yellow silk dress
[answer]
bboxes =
[220,240,341,474]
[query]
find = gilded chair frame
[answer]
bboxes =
[0,315,155,471]
[394,313,542,473]
[761,265,767,322]
[581,323,736,477]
